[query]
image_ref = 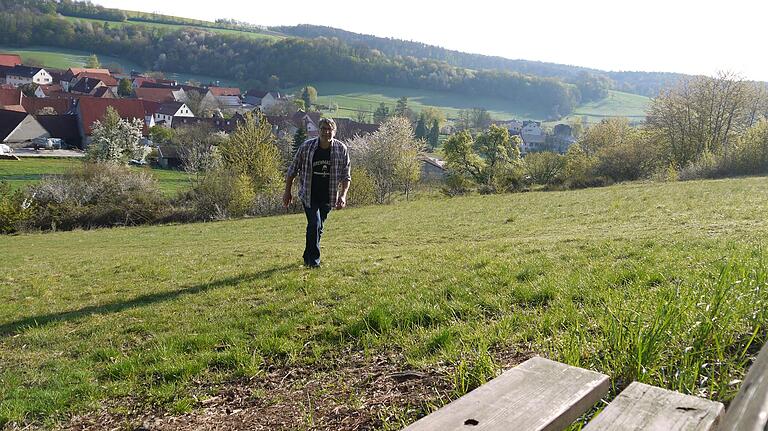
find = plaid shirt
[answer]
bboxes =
[287,137,351,208]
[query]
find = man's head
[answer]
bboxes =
[319,118,336,144]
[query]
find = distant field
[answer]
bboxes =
[548,90,651,126]
[295,81,550,121]
[61,16,282,41]
[297,83,649,125]
[0,45,141,73]
[0,45,238,87]
[0,158,192,196]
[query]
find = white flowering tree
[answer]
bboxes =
[348,116,425,203]
[87,106,144,164]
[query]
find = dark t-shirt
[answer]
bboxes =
[311,146,331,206]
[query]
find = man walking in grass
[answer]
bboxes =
[283,118,351,268]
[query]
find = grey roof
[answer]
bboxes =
[158,101,185,116]
[0,109,27,140]
[7,65,45,78]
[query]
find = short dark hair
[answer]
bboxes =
[319,117,337,131]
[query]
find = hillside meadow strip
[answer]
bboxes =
[0,159,193,196]
[1,177,768,428]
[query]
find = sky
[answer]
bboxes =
[94,0,768,82]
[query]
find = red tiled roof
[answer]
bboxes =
[132,77,156,87]
[62,68,110,82]
[0,54,22,68]
[77,98,160,135]
[74,72,118,87]
[209,87,241,97]
[134,88,178,103]
[37,84,64,96]
[22,98,74,115]
[0,87,22,107]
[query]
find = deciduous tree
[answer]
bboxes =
[87,106,144,163]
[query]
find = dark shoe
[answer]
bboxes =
[306,262,321,269]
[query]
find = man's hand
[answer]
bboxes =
[335,195,347,210]
[282,190,292,208]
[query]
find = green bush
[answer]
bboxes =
[561,144,598,188]
[522,151,565,185]
[347,167,377,207]
[678,151,722,181]
[0,182,35,234]
[28,162,168,231]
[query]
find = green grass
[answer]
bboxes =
[0,158,192,195]
[2,176,768,428]
[549,90,651,126]
[0,45,141,73]
[61,16,282,42]
[293,81,552,121]
[299,83,649,125]
[0,44,238,87]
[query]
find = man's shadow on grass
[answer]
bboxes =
[0,265,296,337]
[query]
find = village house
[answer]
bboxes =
[59,68,111,92]
[69,77,116,98]
[134,87,187,104]
[0,54,22,68]
[418,155,447,182]
[34,84,65,98]
[0,87,24,112]
[22,97,74,116]
[332,118,379,142]
[131,76,155,90]
[0,109,49,144]
[71,72,119,93]
[244,90,284,110]
[545,123,576,153]
[154,102,194,126]
[171,113,246,134]
[209,87,242,109]
[34,114,82,147]
[75,97,160,147]
[141,82,218,112]
[2,65,53,87]
[520,120,546,153]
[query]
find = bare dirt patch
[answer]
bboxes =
[61,347,532,431]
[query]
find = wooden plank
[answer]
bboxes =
[582,382,723,431]
[719,341,768,431]
[402,356,609,431]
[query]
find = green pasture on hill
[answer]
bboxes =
[0,45,141,73]
[301,83,649,125]
[60,16,283,42]
[2,176,768,428]
[0,158,192,196]
[0,45,238,88]
[547,90,651,126]
[293,81,552,121]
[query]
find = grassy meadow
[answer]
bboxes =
[60,16,283,42]
[0,45,141,73]
[0,45,237,88]
[294,81,552,121]
[2,176,768,428]
[0,158,193,196]
[302,83,649,125]
[548,90,651,126]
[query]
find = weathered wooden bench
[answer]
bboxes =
[403,341,768,430]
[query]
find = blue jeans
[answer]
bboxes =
[303,204,331,266]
